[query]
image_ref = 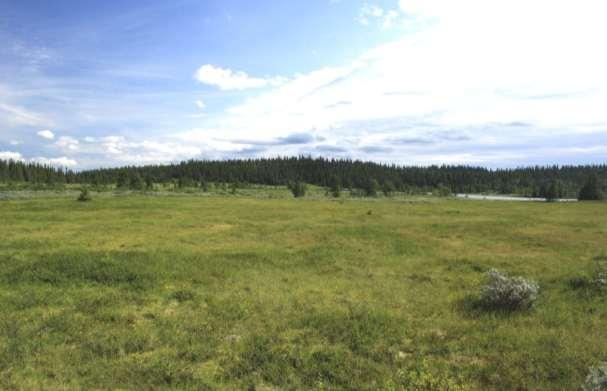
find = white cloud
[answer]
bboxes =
[358,4,384,26]
[82,135,202,164]
[37,129,55,140]
[195,99,206,110]
[0,103,45,126]
[358,3,400,29]
[55,136,79,151]
[0,151,23,161]
[9,140,22,146]
[0,151,78,167]
[31,156,78,167]
[194,64,286,90]
[175,0,607,165]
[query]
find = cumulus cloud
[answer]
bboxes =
[9,140,22,146]
[5,0,607,167]
[0,151,78,168]
[358,4,400,29]
[82,135,202,164]
[0,151,23,161]
[55,136,79,151]
[37,129,55,140]
[31,156,78,167]
[195,99,206,110]
[194,64,286,91]
[174,0,607,166]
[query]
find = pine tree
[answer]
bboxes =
[329,175,341,198]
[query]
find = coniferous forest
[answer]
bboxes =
[1,156,606,198]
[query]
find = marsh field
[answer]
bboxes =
[0,192,606,390]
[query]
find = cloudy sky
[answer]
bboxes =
[1,0,606,169]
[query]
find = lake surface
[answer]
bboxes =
[456,194,578,202]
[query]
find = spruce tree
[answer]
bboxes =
[329,175,341,198]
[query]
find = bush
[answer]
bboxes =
[168,289,196,302]
[479,269,539,311]
[569,259,607,294]
[287,181,307,198]
[77,188,92,202]
[582,362,607,391]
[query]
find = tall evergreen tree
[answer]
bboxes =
[329,175,341,198]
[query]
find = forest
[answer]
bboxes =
[1,157,606,199]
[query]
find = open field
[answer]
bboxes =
[1,194,606,389]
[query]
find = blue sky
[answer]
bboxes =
[1,0,606,169]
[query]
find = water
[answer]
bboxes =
[456,194,578,202]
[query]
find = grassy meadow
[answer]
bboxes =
[0,192,606,389]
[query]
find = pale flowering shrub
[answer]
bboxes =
[582,362,607,391]
[479,269,539,310]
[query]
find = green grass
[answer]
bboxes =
[0,194,606,389]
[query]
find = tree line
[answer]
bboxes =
[0,159,75,185]
[1,156,605,199]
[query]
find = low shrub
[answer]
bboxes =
[388,359,465,390]
[479,269,539,311]
[569,261,607,294]
[287,181,307,198]
[582,362,607,391]
[77,188,92,202]
[169,289,196,302]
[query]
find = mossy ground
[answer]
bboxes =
[0,193,606,389]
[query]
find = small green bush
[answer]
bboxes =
[389,359,465,390]
[287,181,307,198]
[77,188,92,202]
[479,269,539,311]
[169,289,196,302]
[569,259,607,294]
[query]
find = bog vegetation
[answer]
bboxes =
[0,188,606,389]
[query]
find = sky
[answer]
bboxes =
[1,0,607,170]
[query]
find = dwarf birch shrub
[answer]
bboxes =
[582,362,607,391]
[569,260,607,294]
[479,269,539,311]
[77,188,92,202]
